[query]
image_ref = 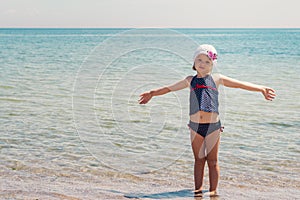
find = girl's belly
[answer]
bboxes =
[189,110,219,123]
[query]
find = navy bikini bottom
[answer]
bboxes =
[188,120,223,138]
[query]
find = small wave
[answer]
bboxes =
[163,125,179,131]
[0,85,14,89]
[267,122,293,128]
[0,98,24,103]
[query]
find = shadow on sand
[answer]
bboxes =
[124,189,220,199]
[124,189,194,199]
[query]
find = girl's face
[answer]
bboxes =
[194,54,213,75]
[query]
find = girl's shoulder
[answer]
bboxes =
[186,75,194,81]
[185,75,194,85]
[212,73,222,87]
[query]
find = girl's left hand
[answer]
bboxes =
[261,87,276,101]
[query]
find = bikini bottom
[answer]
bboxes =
[188,120,223,138]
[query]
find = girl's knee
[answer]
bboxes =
[194,157,206,163]
[207,159,219,168]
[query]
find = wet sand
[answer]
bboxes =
[1,167,300,200]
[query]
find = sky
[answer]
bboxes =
[1,0,300,28]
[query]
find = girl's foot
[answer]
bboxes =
[194,189,203,197]
[208,190,218,197]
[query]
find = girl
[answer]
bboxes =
[138,44,276,197]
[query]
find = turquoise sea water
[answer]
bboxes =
[0,28,299,199]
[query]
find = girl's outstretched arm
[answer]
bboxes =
[139,76,192,104]
[219,74,276,101]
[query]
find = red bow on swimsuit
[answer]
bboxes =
[192,84,217,91]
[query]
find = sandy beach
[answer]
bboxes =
[1,166,300,200]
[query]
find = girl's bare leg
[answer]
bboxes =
[190,130,206,192]
[205,130,221,193]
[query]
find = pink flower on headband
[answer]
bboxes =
[207,51,217,61]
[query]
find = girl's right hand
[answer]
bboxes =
[139,92,152,104]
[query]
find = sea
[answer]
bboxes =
[0,28,299,199]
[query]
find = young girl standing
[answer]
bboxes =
[138,44,276,196]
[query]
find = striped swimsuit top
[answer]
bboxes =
[189,75,219,115]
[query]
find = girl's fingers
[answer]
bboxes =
[267,88,275,93]
[266,93,275,101]
[138,96,148,104]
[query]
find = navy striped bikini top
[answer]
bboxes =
[189,75,219,115]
